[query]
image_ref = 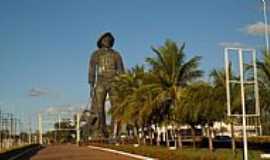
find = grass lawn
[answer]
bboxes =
[0,144,29,153]
[91,143,265,160]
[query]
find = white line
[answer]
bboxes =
[261,154,270,159]
[88,145,157,160]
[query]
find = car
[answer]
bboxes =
[213,135,232,148]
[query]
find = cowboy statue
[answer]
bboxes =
[88,32,124,138]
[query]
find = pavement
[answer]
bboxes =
[29,144,138,160]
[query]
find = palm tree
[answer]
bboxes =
[209,68,242,153]
[145,40,203,147]
[111,65,149,144]
[174,82,217,149]
[257,50,270,135]
[199,83,226,151]
[111,40,203,146]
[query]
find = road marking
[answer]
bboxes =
[261,154,270,159]
[88,145,157,160]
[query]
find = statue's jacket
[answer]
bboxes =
[89,48,124,85]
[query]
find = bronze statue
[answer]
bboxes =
[88,32,124,138]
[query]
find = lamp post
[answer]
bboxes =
[261,0,269,52]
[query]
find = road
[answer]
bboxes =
[28,144,138,160]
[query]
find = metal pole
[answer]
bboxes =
[57,114,61,143]
[252,50,262,135]
[28,119,32,144]
[0,110,2,150]
[9,113,13,149]
[38,114,43,145]
[239,49,248,160]
[18,120,20,144]
[262,0,269,52]
[58,114,61,130]
[14,118,17,147]
[76,113,80,145]
[14,118,17,140]
[225,48,232,116]
[10,114,13,141]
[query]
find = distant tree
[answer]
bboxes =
[53,119,75,143]
[19,132,29,142]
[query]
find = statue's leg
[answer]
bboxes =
[89,93,98,126]
[95,84,108,138]
[108,87,120,138]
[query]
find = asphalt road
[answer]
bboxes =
[28,144,138,160]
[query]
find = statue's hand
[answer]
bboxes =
[90,85,94,97]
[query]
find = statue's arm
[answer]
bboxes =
[88,52,97,87]
[116,53,125,73]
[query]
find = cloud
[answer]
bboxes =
[28,88,49,97]
[219,42,248,48]
[43,104,86,114]
[244,21,270,36]
[28,87,61,98]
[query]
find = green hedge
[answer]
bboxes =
[248,136,270,143]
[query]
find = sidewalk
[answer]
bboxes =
[30,144,138,160]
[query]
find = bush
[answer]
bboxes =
[235,136,270,151]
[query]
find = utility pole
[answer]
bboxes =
[9,113,13,148]
[14,118,17,141]
[18,120,22,146]
[58,114,61,130]
[0,110,2,150]
[239,49,248,160]
[76,112,80,146]
[261,0,269,52]
[28,118,32,144]
[38,114,43,145]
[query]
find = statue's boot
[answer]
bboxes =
[101,127,109,138]
[88,112,98,126]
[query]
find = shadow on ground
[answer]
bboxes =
[0,144,44,160]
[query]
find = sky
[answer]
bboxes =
[0,0,269,129]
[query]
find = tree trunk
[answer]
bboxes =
[257,117,262,136]
[156,126,160,146]
[143,136,146,145]
[170,126,174,144]
[134,127,140,145]
[149,127,153,145]
[173,127,177,148]
[191,126,196,149]
[230,122,236,154]
[166,126,170,147]
[177,127,183,150]
[142,127,146,145]
[207,125,213,152]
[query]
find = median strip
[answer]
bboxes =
[7,145,40,160]
[88,145,157,160]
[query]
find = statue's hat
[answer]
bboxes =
[97,32,115,48]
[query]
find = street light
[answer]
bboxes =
[261,0,269,52]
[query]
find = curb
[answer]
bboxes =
[88,145,157,160]
[8,145,41,160]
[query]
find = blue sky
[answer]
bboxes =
[0,0,268,127]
